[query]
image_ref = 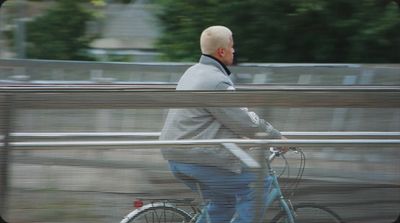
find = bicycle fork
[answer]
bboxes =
[279,197,296,223]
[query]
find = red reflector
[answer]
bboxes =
[134,199,144,208]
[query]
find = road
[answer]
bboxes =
[3,177,399,223]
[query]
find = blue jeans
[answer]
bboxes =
[168,161,272,223]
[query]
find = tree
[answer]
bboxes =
[26,0,95,60]
[155,0,400,63]
[0,0,7,8]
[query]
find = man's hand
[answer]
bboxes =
[277,136,289,154]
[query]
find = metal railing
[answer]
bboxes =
[1,85,400,108]
[7,138,400,149]
[6,131,400,139]
[5,131,400,168]
[1,85,400,215]
[3,135,400,217]
[7,137,400,172]
[1,59,400,85]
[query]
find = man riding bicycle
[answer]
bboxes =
[160,25,287,223]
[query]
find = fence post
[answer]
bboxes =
[0,94,13,216]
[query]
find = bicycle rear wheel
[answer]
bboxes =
[120,202,193,223]
[270,203,344,223]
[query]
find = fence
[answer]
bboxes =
[1,59,399,85]
[2,59,400,134]
[1,85,400,221]
[0,59,400,221]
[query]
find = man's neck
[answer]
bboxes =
[201,54,231,75]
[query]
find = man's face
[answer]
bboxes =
[217,37,235,66]
[223,37,235,66]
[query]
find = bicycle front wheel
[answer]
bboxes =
[120,202,193,223]
[271,203,344,223]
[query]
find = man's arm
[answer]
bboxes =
[208,106,282,139]
[208,81,281,138]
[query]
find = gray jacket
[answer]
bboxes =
[160,55,281,173]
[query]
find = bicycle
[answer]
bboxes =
[119,147,345,223]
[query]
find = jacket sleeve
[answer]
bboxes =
[208,82,282,139]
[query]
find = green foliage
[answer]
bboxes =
[155,0,400,63]
[26,0,95,60]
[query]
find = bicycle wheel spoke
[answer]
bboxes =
[271,204,343,223]
[124,205,192,223]
[294,207,338,223]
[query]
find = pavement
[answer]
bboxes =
[3,176,399,223]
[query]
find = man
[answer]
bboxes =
[160,25,285,223]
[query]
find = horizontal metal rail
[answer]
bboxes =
[1,87,399,108]
[1,84,399,92]
[2,58,399,70]
[10,132,161,138]
[7,138,400,170]
[0,59,192,72]
[6,131,400,139]
[0,59,362,70]
[7,139,400,149]
[281,132,400,139]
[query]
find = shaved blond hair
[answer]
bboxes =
[200,26,232,55]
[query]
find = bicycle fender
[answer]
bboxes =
[119,202,190,223]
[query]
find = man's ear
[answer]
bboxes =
[216,48,225,57]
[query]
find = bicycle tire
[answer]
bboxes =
[120,202,193,223]
[270,203,345,223]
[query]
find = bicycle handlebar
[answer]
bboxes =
[268,147,297,162]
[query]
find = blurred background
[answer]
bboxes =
[0,0,399,222]
[1,0,399,63]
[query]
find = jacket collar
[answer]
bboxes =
[199,54,231,76]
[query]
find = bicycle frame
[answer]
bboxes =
[261,150,296,223]
[264,172,295,223]
[195,152,296,223]
[197,159,296,223]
